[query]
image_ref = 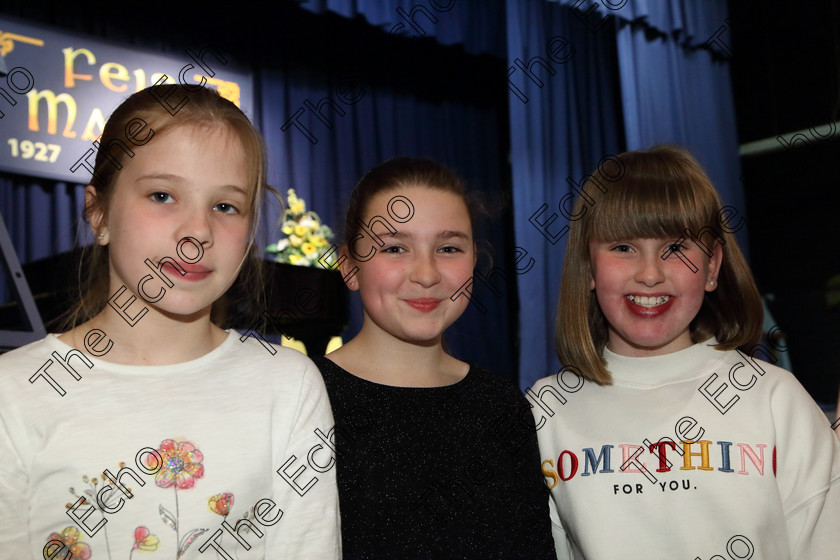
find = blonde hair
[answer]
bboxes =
[61,84,270,330]
[555,145,763,384]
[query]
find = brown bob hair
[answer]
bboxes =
[62,84,270,329]
[555,145,763,385]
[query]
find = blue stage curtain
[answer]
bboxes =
[614,18,748,252]
[299,0,506,57]
[507,0,624,391]
[0,176,88,306]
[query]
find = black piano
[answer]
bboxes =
[0,249,349,356]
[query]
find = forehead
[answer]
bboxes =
[363,185,471,234]
[116,124,249,187]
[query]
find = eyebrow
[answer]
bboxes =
[136,174,248,196]
[377,230,471,240]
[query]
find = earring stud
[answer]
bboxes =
[97,233,105,240]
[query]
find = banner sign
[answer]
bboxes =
[0,18,253,183]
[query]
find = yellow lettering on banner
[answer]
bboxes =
[132,69,146,92]
[63,47,95,88]
[202,76,241,107]
[27,89,77,138]
[100,62,130,92]
[81,107,106,141]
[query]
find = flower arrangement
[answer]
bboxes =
[266,189,335,267]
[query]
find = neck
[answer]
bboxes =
[332,325,466,387]
[62,303,225,366]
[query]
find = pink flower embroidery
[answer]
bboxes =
[45,527,91,560]
[133,526,160,552]
[148,439,204,489]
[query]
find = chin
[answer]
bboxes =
[153,300,215,321]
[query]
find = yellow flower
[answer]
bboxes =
[289,254,301,265]
[291,201,305,214]
[311,235,326,247]
[289,235,302,248]
[281,225,294,235]
[294,224,308,237]
[301,242,317,257]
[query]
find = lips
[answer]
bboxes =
[161,260,211,281]
[625,294,674,317]
[404,298,441,312]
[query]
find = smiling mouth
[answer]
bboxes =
[626,295,670,308]
[405,299,441,312]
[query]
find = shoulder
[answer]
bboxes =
[0,335,56,365]
[226,330,320,375]
[460,363,530,408]
[0,336,59,391]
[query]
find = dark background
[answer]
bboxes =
[730,0,840,404]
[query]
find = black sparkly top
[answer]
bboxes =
[313,356,557,560]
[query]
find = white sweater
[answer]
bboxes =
[531,340,840,559]
[0,331,341,559]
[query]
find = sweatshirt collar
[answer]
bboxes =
[603,338,728,387]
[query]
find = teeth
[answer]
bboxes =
[626,295,670,307]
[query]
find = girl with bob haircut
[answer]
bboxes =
[313,156,556,559]
[0,84,340,558]
[534,145,840,558]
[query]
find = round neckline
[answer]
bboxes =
[319,356,474,391]
[603,337,729,387]
[45,329,239,375]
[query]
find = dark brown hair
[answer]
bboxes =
[343,156,482,247]
[555,145,763,384]
[62,84,270,330]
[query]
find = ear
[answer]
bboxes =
[587,262,595,291]
[705,243,724,292]
[338,246,360,291]
[472,242,477,268]
[85,185,108,244]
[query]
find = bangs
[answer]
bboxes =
[583,149,722,243]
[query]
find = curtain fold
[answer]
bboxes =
[506,0,624,390]
[614,17,748,252]
[299,0,506,57]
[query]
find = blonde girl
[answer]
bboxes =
[0,84,340,559]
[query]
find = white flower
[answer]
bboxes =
[276,239,290,251]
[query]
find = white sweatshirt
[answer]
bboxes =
[0,331,341,559]
[530,339,840,559]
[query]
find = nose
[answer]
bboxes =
[409,251,442,287]
[635,250,665,286]
[176,205,213,251]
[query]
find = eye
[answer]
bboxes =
[666,243,686,254]
[611,244,633,253]
[382,245,405,254]
[150,192,174,204]
[214,202,239,215]
[439,245,461,254]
